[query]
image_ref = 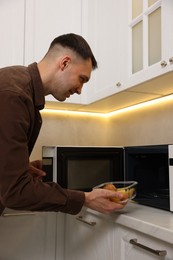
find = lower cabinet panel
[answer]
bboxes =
[0,209,57,260]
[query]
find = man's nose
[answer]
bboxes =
[76,85,83,95]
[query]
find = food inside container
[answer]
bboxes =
[94,181,137,203]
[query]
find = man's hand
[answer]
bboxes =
[84,188,127,214]
[28,160,46,180]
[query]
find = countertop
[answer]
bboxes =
[86,201,173,244]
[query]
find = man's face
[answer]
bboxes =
[51,58,92,102]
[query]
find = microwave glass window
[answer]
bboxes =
[67,159,110,190]
[128,153,169,193]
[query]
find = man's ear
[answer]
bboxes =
[60,56,71,71]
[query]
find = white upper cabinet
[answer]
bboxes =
[1,0,173,109]
[0,0,25,67]
[126,0,173,95]
[24,0,84,104]
[84,0,128,103]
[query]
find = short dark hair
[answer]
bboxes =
[49,33,97,70]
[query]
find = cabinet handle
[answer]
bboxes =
[116,82,121,87]
[2,212,36,217]
[160,60,167,68]
[76,215,96,226]
[169,57,173,63]
[129,238,167,257]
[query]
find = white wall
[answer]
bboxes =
[30,112,110,160]
[107,97,173,146]
[30,97,173,161]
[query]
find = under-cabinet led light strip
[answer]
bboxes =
[41,94,173,118]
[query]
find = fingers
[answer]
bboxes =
[94,188,125,201]
[37,170,46,177]
[99,198,126,213]
[28,164,46,180]
[30,160,43,169]
[84,189,127,214]
[103,189,125,200]
[33,167,45,175]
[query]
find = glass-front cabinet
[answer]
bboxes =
[127,0,173,95]
[132,0,161,74]
[131,0,162,74]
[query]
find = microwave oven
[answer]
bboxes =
[42,146,124,192]
[124,144,173,212]
[42,144,173,212]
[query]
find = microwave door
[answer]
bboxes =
[168,145,173,212]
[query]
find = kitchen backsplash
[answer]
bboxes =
[30,98,173,161]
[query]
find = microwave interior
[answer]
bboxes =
[56,147,124,191]
[125,145,170,210]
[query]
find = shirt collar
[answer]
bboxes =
[28,62,45,110]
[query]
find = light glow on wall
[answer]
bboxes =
[41,94,173,118]
[41,108,105,118]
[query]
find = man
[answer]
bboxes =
[0,33,126,215]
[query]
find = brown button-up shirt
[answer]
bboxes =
[0,63,85,215]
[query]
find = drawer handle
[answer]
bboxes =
[160,60,167,68]
[169,57,173,63]
[129,239,167,256]
[2,212,36,217]
[76,215,96,226]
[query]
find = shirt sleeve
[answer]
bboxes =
[0,90,85,215]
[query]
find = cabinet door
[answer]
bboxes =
[0,0,25,67]
[55,212,65,260]
[25,0,84,105]
[119,225,173,260]
[127,0,173,93]
[64,209,121,260]
[0,209,57,260]
[85,0,128,103]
